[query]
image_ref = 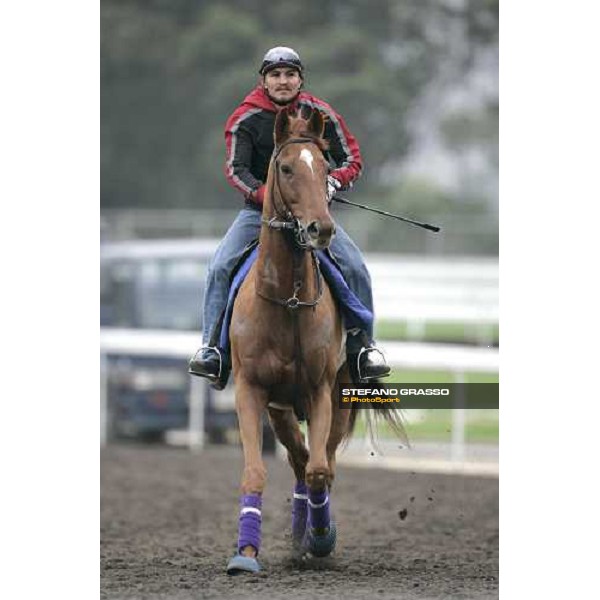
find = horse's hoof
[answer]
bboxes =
[306,521,337,557]
[226,554,261,575]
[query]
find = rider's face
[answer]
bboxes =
[263,68,302,104]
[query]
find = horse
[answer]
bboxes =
[226,106,403,574]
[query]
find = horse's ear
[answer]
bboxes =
[274,109,290,145]
[300,104,311,120]
[308,109,325,138]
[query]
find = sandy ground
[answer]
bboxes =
[101,443,498,599]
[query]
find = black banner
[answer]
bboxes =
[336,383,498,409]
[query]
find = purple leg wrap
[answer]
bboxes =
[237,494,262,554]
[292,481,308,541]
[308,488,330,531]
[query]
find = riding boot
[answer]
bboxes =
[191,292,228,387]
[188,346,231,390]
[188,346,221,379]
[189,313,232,390]
[356,346,391,380]
[347,331,391,382]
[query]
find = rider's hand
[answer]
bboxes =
[252,185,266,206]
[326,176,341,203]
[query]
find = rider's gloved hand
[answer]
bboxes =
[326,176,341,204]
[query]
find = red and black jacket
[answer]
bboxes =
[224,86,363,207]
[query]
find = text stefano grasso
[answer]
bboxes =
[341,388,451,396]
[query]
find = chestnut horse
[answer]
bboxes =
[226,107,402,574]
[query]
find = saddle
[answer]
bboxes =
[208,239,373,391]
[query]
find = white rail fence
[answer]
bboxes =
[100,328,498,463]
[101,209,498,257]
[101,240,498,344]
[368,254,498,341]
[100,250,498,466]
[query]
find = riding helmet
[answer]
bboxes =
[259,47,304,76]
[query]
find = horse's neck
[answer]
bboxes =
[255,203,314,302]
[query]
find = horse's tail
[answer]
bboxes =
[340,365,410,449]
[345,386,409,450]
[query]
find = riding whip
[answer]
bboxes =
[332,195,441,233]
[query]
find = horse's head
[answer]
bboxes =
[270,107,336,250]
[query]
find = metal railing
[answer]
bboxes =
[101,208,498,256]
[100,328,498,462]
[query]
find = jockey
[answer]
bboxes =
[189,46,390,387]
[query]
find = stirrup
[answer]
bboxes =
[357,346,389,382]
[188,345,223,383]
[204,346,232,391]
[205,346,223,382]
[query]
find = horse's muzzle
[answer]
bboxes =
[306,220,336,249]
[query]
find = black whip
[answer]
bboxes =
[332,195,441,233]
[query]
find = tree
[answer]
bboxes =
[101,0,498,219]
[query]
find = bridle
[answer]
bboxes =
[261,137,324,250]
[258,136,328,311]
[257,134,333,421]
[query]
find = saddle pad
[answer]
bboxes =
[219,246,373,351]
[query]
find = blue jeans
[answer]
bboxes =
[202,206,374,353]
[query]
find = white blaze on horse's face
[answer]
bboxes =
[299,148,315,178]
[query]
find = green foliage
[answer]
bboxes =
[441,102,499,152]
[101,0,498,223]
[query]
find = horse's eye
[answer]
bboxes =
[280,164,293,176]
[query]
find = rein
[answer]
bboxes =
[256,249,323,310]
[256,136,329,420]
[257,137,325,311]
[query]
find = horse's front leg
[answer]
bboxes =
[267,406,309,548]
[306,385,333,491]
[305,384,337,557]
[226,379,268,575]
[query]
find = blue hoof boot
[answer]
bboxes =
[226,554,261,575]
[307,521,337,557]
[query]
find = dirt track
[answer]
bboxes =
[101,444,498,599]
